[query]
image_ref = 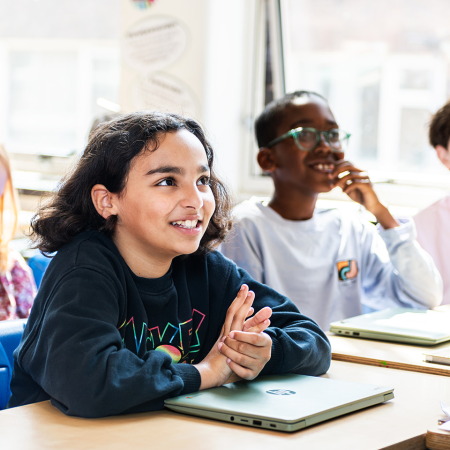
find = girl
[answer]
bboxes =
[0,144,36,320]
[8,112,330,417]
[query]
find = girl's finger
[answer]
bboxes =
[243,306,272,331]
[226,359,254,380]
[245,318,271,334]
[230,291,255,332]
[223,284,249,336]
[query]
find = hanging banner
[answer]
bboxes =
[130,72,198,117]
[123,16,188,72]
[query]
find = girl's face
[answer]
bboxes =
[111,129,215,263]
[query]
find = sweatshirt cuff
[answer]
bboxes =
[378,217,416,249]
[260,337,283,375]
[171,363,201,395]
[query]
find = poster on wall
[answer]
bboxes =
[130,72,198,117]
[122,15,188,73]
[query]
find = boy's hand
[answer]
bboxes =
[332,160,399,230]
[218,331,272,380]
[194,285,255,390]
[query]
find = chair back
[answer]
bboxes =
[0,319,26,409]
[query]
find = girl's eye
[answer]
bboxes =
[157,178,175,186]
[197,176,211,186]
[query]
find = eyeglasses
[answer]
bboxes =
[266,127,351,152]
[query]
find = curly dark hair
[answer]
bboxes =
[429,101,450,148]
[31,111,233,254]
[255,90,327,148]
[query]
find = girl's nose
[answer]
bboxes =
[180,184,204,210]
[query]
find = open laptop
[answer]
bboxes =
[330,307,450,346]
[164,374,394,432]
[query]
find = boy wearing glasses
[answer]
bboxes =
[221,91,442,329]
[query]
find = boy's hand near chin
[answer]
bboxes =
[332,160,399,230]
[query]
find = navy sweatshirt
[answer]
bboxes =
[8,231,331,417]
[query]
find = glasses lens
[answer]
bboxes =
[328,129,348,151]
[296,129,317,150]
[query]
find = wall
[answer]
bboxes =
[120,0,259,196]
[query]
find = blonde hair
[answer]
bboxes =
[0,145,18,272]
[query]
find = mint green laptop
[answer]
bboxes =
[164,374,394,432]
[330,307,450,345]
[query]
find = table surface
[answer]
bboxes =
[328,332,450,376]
[1,360,448,450]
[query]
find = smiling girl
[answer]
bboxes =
[8,112,330,417]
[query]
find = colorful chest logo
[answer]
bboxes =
[130,0,156,9]
[337,260,358,281]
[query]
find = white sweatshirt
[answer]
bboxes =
[220,198,443,330]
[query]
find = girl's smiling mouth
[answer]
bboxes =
[170,218,203,235]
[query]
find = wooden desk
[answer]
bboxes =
[427,426,450,450]
[328,333,450,376]
[0,360,447,450]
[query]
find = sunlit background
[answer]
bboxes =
[1,0,450,240]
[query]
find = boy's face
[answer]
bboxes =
[264,97,344,194]
[111,129,215,262]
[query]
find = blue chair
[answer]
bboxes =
[0,319,26,409]
[28,252,53,289]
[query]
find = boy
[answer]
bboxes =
[221,91,443,330]
[414,101,450,305]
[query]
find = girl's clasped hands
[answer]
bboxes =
[194,284,272,390]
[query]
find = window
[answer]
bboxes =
[0,0,121,158]
[244,0,450,212]
[280,0,450,194]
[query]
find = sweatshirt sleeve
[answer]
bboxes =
[361,218,443,310]
[17,267,200,418]
[220,221,265,283]
[218,255,331,376]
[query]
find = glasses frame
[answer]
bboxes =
[266,127,351,152]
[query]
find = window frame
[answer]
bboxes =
[239,0,450,214]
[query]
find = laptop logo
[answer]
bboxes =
[266,389,296,396]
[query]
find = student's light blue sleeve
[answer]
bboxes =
[219,221,265,283]
[360,218,443,310]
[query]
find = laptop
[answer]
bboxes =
[330,307,450,346]
[164,374,394,432]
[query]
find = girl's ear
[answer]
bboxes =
[435,144,450,170]
[257,147,276,173]
[91,184,118,219]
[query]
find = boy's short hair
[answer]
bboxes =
[255,90,327,148]
[429,101,450,148]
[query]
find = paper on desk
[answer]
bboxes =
[439,401,450,431]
